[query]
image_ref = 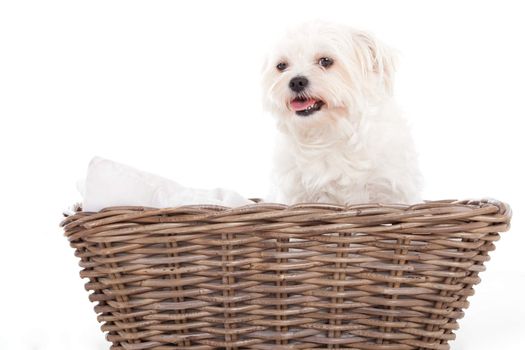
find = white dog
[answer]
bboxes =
[262,21,422,205]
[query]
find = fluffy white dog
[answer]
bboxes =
[262,21,422,205]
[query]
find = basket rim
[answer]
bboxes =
[60,198,511,232]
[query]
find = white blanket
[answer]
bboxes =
[78,157,254,212]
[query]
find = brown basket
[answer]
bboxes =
[61,199,511,350]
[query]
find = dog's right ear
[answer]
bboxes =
[351,30,397,95]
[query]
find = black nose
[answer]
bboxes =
[289,76,309,93]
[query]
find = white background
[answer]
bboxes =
[0,0,523,349]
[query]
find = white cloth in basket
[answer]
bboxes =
[78,157,254,212]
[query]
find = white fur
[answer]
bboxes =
[262,21,422,205]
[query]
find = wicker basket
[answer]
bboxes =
[61,199,511,350]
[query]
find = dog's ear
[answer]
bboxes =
[351,30,397,95]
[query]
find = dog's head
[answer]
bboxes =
[262,21,396,128]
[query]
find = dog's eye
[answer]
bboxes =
[318,57,334,68]
[276,62,288,71]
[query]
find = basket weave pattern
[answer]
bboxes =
[61,199,511,350]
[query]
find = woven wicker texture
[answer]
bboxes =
[61,199,511,350]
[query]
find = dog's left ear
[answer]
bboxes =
[352,30,397,95]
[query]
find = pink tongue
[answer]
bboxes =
[290,98,317,111]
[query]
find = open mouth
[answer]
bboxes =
[290,97,325,117]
